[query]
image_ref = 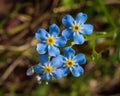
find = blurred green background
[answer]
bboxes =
[0,0,120,96]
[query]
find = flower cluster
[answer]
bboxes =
[27,12,93,84]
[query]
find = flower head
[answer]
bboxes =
[33,55,63,81]
[55,47,86,77]
[36,24,66,56]
[62,12,93,44]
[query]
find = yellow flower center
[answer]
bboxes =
[66,59,75,67]
[46,37,55,45]
[72,24,81,33]
[44,66,53,74]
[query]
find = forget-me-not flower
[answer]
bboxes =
[55,47,86,77]
[36,24,66,56]
[33,55,64,81]
[62,12,93,44]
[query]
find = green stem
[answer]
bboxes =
[85,29,119,42]
[98,0,117,29]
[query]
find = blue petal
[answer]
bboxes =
[53,69,64,80]
[64,47,75,58]
[33,65,43,74]
[61,67,69,77]
[49,24,60,36]
[62,29,73,40]
[36,43,47,54]
[70,65,84,77]
[76,13,87,24]
[74,53,86,65]
[42,73,52,81]
[48,45,60,56]
[35,28,48,41]
[39,55,49,64]
[55,36,67,47]
[51,55,64,68]
[73,33,84,44]
[62,15,74,27]
[81,24,93,35]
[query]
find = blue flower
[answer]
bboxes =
[33,55,64,81]
[55,47,86,77]
[36,24,66,56]
[62,12,93,44]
